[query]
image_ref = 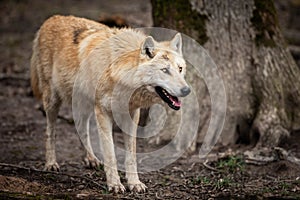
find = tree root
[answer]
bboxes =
[244,147,300,165]
[252,107,290,147]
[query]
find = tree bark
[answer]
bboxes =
[149,0,300,149]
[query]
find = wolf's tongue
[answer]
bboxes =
[170,96,181,107]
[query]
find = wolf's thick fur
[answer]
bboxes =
[31,15,190,193]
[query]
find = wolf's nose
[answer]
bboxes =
[181,86,191,97]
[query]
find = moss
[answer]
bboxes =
[151,0,208,45]
[251,0,279,47]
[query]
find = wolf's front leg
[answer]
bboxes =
[95,106,125,193]
[122,109,147,192]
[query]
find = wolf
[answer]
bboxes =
[30,15,190,193]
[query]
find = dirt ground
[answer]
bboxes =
[0,0,299,199]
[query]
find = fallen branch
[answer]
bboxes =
[202,160,219,172]
[0,163,106,190]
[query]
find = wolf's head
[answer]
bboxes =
[136,33,190,110]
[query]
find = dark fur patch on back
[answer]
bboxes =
[162,54,169,60]
[98,15,128,28]
[73,28,87,44]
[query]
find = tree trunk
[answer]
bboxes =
[148,0,300,150]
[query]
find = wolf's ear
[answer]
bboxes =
[141,36,155,58]
[170,33,182,55]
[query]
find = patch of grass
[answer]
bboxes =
[278,181,299,197]
[189,176,211,186]
[191,175,235,189]
[279,182,292,190]
[214,177,233,189]
[217,155,245,172]
[192,176,210,185]
[260,186,274,194]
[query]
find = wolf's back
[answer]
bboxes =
[30,15,109,101]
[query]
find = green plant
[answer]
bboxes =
[217,155,244,172]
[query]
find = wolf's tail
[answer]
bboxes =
[30,31,42,100]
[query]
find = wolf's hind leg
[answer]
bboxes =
[83,140,102,169]
[76,113,102,169]
[43,90,61,171]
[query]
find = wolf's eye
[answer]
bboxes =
[178,66,183,73]
[161,68,170,74]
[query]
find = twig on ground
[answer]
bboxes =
[203,160,219,172]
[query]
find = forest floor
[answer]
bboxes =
[0,0,299,199]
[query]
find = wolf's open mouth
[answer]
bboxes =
[155,86,181,110]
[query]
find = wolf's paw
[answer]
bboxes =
[44,162,60,172]
[108,183,126,193]
[128,181,147,193]
[84,156,102,169]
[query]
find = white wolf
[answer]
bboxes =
[30,15,190,193]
